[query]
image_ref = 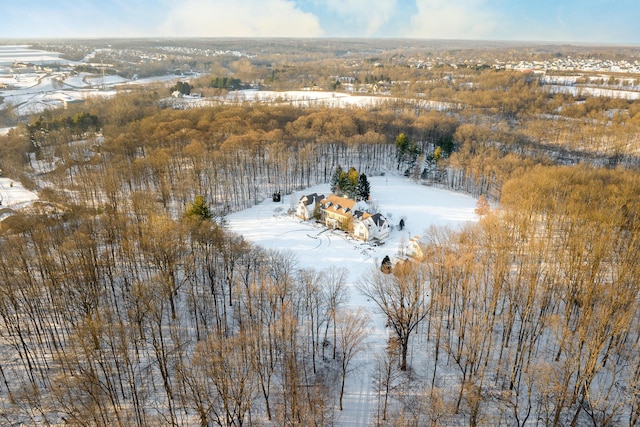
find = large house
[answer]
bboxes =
[320,195,356,229]
[353,211,390,242]
[295,193,325,220]
[296,193,390,242]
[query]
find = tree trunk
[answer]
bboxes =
[339,373,346,411]
[400,335,409,371]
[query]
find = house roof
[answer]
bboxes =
[371,213,386,226]
[353,210,372,220]
[321,195,356,218]
[300,193,324,206]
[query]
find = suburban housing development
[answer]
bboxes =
[296,193,390,243]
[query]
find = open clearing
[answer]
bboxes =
[227,173,478,283]
[228,173,478,425]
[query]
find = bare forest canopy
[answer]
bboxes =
[0,41,640,425]
[27,38,640,63]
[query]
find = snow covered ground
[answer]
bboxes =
[221,89,388,108]
[0,46,191,117]
[0,72,109,115]
[216,89,458,110]
[228,174,477,277]
[545,84,640,100]
[228,173,478,425]
[0,177,38,221]
[0,45,72,66]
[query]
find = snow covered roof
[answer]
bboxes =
[299,193,324,206]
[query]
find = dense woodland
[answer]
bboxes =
[1,51,640,426]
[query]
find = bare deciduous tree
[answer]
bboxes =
[359,261,429,371]
[335,308,370,410]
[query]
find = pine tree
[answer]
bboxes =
[357,173,371,201]
[437,134,455,156]
[346,167,359,198]
[380,255,392,274]
[433,146,442,162]
[395,133,409,167]
[170,81,192,95]
[185,195,212,221]
[395,133,421,169]
[338,170,350,196]
[330,165,343,194]
[332,166,369,199]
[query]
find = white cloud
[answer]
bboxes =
[160,0,323,37]
[319,0,398,35]
[405,0,498,39]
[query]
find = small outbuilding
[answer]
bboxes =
[405,236,424,260]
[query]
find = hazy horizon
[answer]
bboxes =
[1,0,638,45]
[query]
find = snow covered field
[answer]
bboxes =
[222,89,388,108]
[215,89,458,111]
[0,45,71,66]
[0,177,38,220]
[0,45,192,117]
[228,174,477,279]
[228,173,478,425]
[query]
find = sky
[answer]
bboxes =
[1,0,638,44]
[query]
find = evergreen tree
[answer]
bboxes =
[170,81,192,95]
[210,76,242,89]
[395,132,409,169]
[357,173,371,201]
[330,165,343,194]
[331,166,368,199]
[395,133,421,168]
[346,166,359,198]
[380,255,392,274]
[437,134,455,156]
[395,133,409,165]
[433,146,442,162]
[185,195,212,221]
[338,170,350,196]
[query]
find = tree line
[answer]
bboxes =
[3,98,470,217]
